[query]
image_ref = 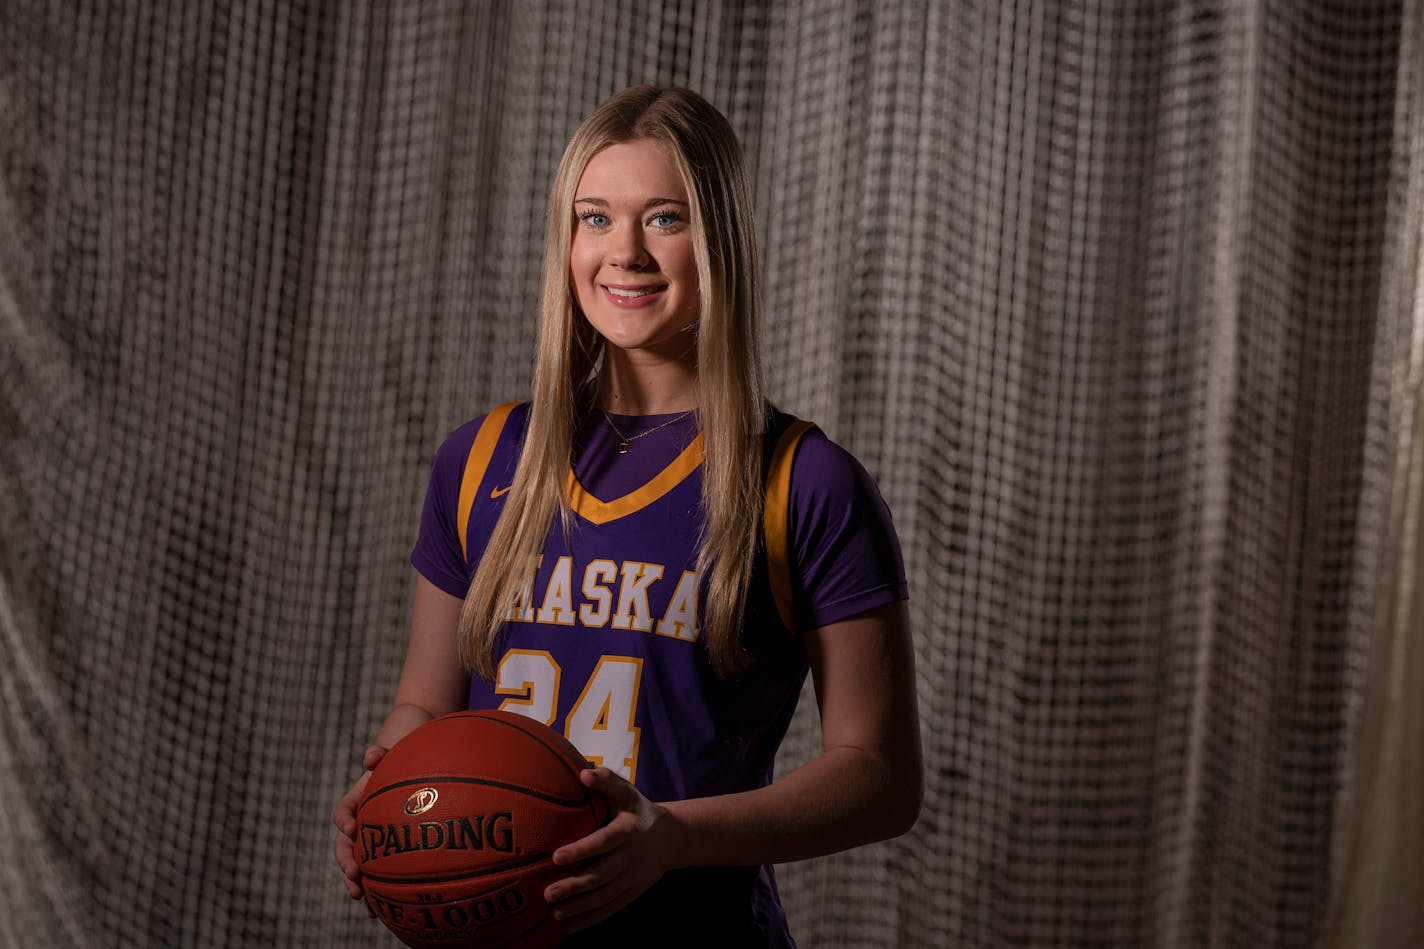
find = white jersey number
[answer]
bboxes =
[494,649,560,725]
[494,652,644,782]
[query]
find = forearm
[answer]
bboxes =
[665,602,923,869]
[371,701,443,751]
[663,744,922,868]
[542,600,922,931]
[368,573,470,754]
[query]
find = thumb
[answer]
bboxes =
[580,766,639,809]
[362,745,388,773]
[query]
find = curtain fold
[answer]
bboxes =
[1,2,1419,946]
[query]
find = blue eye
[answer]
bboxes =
[577,210,610,228]
[649,210,683,228]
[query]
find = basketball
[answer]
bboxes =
[355,710,608,948]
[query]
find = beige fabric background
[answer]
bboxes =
[1,1,1421,946]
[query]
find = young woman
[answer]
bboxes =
[333,85,922,947]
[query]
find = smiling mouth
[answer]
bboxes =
[603,284,666,298]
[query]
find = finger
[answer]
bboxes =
[333,802,356,838]
[544,852,629,903]
[332,790,357,833]
[361,745,387,772]
[579,767,642,833]
[334,835,359,877]
[551,828,614,867]
[554,879,641,934]
[550,813,636,866]
[579,766,637,804]
[334,839,364,899]
[334,773,374,837]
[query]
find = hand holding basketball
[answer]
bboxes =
[333,744,388,901]
[353,711,609,948]
[543,766,683,934]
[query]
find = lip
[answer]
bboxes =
[599,283,668,308]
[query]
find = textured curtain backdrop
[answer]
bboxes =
[1,2,1421,947]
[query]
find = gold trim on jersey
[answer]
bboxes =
[565,434,706,525]
[457,402,521,561]
[456,410,815,635]
[764,420,815,633]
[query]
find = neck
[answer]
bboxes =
[598,350,698,415]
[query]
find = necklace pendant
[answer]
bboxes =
[617,440,630,454]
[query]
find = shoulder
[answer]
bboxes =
[791,427,872,496]
[431,402,530,470]
[763,410,907,629]
[764,408,881,501]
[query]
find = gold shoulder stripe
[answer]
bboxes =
[765,420,815,633]
[457,402,521,560]
[566,434,705,525]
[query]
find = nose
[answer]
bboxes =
[608,224,650,269]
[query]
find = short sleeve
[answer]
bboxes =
[787,430,909,630]
[410,417,484,599]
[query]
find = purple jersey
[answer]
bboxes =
[411,403,907,947]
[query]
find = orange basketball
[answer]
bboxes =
[356,710,608,948]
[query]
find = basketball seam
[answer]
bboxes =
[364,774,590,809]
[365,877,528,904]
[360,852,552,886]
[446,711,588,783]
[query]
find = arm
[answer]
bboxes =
[333,573,469,899]
[669,599,922,862]
[372,573,471,747]
[546,599,922,928]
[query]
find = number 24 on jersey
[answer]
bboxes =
[494,650,644,782]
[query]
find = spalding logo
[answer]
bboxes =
[404,787,439,815]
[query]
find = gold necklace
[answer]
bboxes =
[601,410,695,454]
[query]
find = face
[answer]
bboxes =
[570,139,700,363]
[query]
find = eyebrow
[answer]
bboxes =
[574,197,689,208]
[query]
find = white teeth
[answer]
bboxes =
[605,286,660,298]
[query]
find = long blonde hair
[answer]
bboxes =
[459,86,766,679]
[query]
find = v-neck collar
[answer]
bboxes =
[565,433,705,525]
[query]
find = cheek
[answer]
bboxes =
[568,246,598,306]
[568,241,593,282]
[665,243,697,287]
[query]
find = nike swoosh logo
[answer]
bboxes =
[490,485,511,499]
